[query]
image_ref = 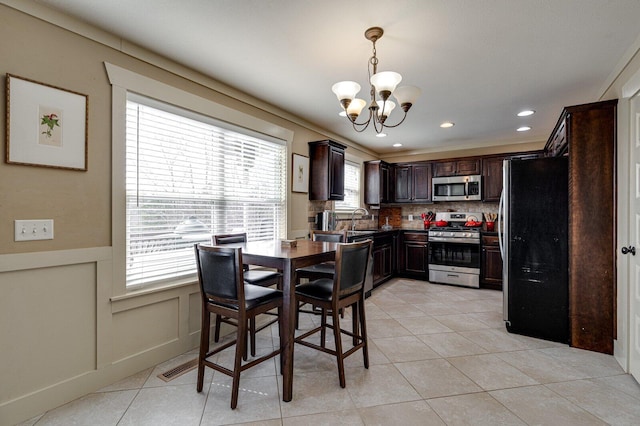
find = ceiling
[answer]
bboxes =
[33,0,640,155]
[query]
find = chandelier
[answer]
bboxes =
[332,27,421,137]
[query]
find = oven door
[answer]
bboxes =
[428,239,481,287]
[428,240,481,270]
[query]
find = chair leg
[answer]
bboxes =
[359,299,369,369]
[352,303,358,346]
[197,309,210,393]
[214,314,222,342]
[332,307,346,388]
[278,305,284,375]
[250,317,257,357]
[320,308,327,348]
[231,316,247,409]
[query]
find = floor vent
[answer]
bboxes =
[157,358,198,382]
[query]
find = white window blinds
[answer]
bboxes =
[335,160,361,210]
[125,95,286,287]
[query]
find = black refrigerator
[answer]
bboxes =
[499,156,568,343]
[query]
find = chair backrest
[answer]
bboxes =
[333,240,372,298]
[311,230,347,243]
[194,244,245,304]
[213,233,247,245]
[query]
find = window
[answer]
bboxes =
[125,95,286,287]
[335,160,361,211]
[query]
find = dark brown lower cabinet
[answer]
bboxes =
[399,232,428,279]
[373,236,394,286]
[481,234,502,290]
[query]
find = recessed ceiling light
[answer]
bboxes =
[376,132,387,138]
[517,110,535,117]
[393,143,402,147]
[517,126,532,132]
[338,110,347,117]
[440,122,455,128]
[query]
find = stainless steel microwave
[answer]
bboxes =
[432,175,482,201]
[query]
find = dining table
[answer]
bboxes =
[214,238,338,402]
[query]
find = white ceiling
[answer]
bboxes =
[34,0,640,155]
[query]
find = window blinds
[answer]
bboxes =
[125,96,286,287]
[335,160,361,210]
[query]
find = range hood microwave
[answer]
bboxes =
[432,175,482,202]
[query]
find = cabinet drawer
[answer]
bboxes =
[403,232,428,243]
[482,235,499,245]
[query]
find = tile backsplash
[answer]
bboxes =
[307,200,500,234]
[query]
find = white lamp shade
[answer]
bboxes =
[331,81,361,101]
[370,71,402,94]
[393,85,422,105]
[346,98,367,117]
[377,100,396,118]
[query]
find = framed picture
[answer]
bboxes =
[5,74,88,171]
[291,153,309,193]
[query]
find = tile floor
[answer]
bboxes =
[19,278,640,425]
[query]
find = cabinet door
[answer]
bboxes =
[433,159,480,177]
[394,165,412,202]
[329,145,345,200]
[432,161,457,177]
[482,156,505,202]
[381,163,391,203]
[412,163,432,202]
[404,242,428,274]
[481,245,503,289]
[456,158,481,175]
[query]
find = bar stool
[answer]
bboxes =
[194,244,283,409]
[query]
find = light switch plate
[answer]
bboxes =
[15,219,54,241]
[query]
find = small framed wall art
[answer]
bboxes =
[291,153,309,193]
[5,74,88,171]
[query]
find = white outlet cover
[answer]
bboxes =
[15,219,54,241]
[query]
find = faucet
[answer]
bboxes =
[351,208,370,231]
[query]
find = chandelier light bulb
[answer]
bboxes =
[346,98,367,119]
[393,85,422,111]
[370,71,402,100]
[331,81,361,109]
[377,100,396,122]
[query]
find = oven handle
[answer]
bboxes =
[428,237,480,245]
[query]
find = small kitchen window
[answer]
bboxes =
[335,160,361,211]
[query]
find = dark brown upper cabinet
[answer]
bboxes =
[482,155,506,202]
[364,160,392,205]
[432,158,481,177]
[393,162,431,203]
[308,140,346,201]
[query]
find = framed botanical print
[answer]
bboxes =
[6,74,88,171]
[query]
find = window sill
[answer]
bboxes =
[110,276,198,303]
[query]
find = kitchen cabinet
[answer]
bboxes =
[393,162,431,203]
[544,116,568,157]
[398,231,428,279]
[482,156,506,202]
[481,234,502,290]
[432,158,481,177]
[559,99,617,354]
[372,233,396,286]
[482,152,542,201]
[364,160,392,205]
[308,140,346,200]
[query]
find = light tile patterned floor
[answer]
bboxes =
[19,278,640,425]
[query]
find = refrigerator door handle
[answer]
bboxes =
[501,159,510,324]
[498,189,504,259]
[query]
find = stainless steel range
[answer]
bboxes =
[428,212,482,288]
